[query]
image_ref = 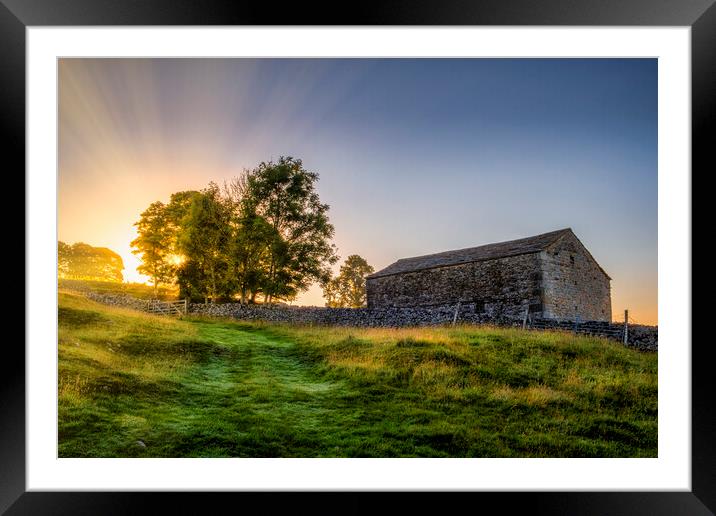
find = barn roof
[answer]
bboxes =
[368,228,608,279]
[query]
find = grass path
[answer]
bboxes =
[61,320,355,457]
[184,323,352,456]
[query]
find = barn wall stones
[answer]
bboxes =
[366,253,543,319]
[540,232,612,322]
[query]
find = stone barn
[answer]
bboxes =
[366,228,611,322]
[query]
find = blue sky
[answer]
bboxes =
[58,58,657,323]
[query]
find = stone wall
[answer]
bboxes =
[187,301,656,350]
[540,232,612,322]
[84,291,151,311]
[528,317,657,351]
[366,253,543,319]
[188,301,495,327]
[77,291,657,350]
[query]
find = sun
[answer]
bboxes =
[168,254,186,266]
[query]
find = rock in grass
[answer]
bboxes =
[136,440,146,448]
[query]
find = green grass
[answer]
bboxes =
[58,291,657,457]
[58,278,179,300]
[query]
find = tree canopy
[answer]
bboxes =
[322,255,374,308]
[242,157,338,303]
[58,242,124,282]
[131,157,340,303]
[176,183,233,303]
[130,201,175,295]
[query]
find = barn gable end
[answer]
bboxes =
[539,230,612,321]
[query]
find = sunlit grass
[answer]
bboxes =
[58,293,657,458]
[58,278,179,300]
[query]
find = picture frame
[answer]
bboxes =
[6,0,711,513]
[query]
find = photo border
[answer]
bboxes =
[6,0,712,513]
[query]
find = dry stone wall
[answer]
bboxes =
[78,291,656,350]
[84,291,151,311]
[187,302,655,350]
[189,301,495,326]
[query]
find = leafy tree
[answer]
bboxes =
[321,277,341,308]
[58,241,124,282]
[164,190,202,235]
[229,214,277,304]
[242,157,338,304]
[222,175,267,303]
[176,259,208,303]
[131,158,339,305]
[58,241,72,277]
[322,255,374,308]
[130,201,175,296]
[176,183,232,303]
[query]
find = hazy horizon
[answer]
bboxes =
[58,58,657,324]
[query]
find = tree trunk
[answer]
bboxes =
[267,256,275,306]
[152,262,159,298]
[209,264,217,304]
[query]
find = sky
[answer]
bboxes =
[58,58,657,324]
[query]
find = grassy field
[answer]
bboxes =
[58,290,657,457]
[58,278,179,300]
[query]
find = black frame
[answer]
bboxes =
[5,1,711,514]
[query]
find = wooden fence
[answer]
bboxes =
[146,299,188,316]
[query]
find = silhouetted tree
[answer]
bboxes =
[177,183,232,303]
[229,214,278,304]
[132,157,338,304]
[322,255,374,308]
[242,157,338,304]
[131,201,175,296]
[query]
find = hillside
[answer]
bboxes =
[58,278,179,300]
[58,291,657,457]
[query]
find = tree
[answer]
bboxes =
[131,158,339,305]
[58,241,124,282]
[58,241,72,277]
[242,156,338,304]
[131,190,202,295]
[321,277,341,308]
[222,175,268,304]
[176,183,232,303]
[130,201,175,296]
[322,255,374,308]
[229,214,277,304]
[164,190,202,235]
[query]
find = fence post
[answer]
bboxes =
[623,309,629,345]
[452,301,461,326]
[184,298,188,315]
[522,305,529,330]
